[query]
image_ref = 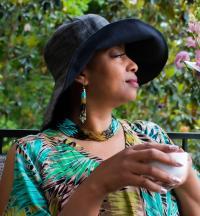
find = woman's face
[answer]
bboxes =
[84,44,139,108]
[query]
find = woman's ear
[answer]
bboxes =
[74,68,89,85]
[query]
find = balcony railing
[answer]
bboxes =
[0,129,200,154]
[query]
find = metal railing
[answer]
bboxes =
[0,129,200,154]
[167,132,200,151]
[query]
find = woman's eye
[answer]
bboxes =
[113,53,126,58]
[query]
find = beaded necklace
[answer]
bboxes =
[57,116,120,141]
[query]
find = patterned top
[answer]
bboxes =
[4,120,181,216]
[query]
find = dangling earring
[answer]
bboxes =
[80,84,87,124]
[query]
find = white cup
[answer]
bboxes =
[149,152,189,190]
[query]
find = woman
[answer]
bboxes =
[0,14,199,216]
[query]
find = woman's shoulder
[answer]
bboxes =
[120,119,173,144]
[13,129,65,159]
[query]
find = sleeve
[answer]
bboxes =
[4,138,51,216]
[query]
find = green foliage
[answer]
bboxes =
[0,0,92,129]
[1,0,199,130]
[0,0,199,167]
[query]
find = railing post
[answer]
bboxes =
[182,138,188,152]
[0,137,3,154]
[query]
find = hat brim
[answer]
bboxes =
[64,18,168,89]
[42,18,168,129]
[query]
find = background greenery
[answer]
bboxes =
[0,0,199,168]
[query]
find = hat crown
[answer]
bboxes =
[44,14,109,81]
[76,14,109,34]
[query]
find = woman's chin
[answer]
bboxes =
[127,93,137,101]
[121,94,137,104]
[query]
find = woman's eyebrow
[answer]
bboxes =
[110,45,125,52]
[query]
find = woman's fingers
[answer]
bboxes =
[128,162,181,185]
[128,148,182,167]
[132,142,181,153]
[126,174,167,193]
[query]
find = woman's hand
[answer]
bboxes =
[165,147,193,188]
[86,143,182,196]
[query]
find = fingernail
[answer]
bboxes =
[175,162,183,167]
[171,176,182,183]
[160,187,167,194]
[169,145,179,150]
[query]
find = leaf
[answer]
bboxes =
[24,35,39,47]
[165,67,175,78]
[177,83,184,92]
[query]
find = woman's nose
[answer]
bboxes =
[126,57,138,73]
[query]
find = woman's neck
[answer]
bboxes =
[70,106,113,133]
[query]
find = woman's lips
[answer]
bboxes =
[126,79,139,88]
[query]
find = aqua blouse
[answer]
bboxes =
[4,120,186,215]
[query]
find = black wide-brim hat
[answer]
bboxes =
[43,14,168,129]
